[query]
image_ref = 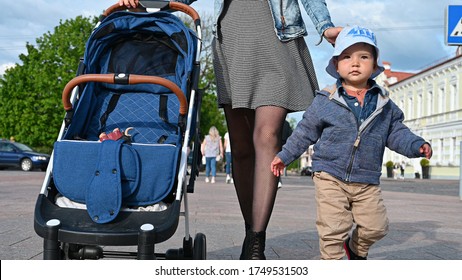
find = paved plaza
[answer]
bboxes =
[0,170,461,260]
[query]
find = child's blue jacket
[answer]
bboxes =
[277,84,428,185]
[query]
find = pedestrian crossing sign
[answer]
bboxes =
[446,5,462,45]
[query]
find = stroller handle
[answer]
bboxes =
[62,74,188,115]
[103,1,200,23]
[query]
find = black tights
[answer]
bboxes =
[224,105,287,232]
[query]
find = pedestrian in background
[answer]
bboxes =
[412,158,421,179]
[223,131,233,184]
[400,161,406,179]
[201,126,223,184]
[393,162,400,179]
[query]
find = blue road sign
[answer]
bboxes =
[447,5,462,45]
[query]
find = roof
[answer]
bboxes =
[382,61,415,86]
[386,53,462,86]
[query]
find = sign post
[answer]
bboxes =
[446,5,462,46]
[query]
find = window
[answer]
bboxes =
[438,138,443,164]
[407,97,413,118]
[416,93,422,118]
[438,87,445,113]
[449,137,456,163]
[450,84,457,111]
[0,143,14,152]
[427,90,433,116]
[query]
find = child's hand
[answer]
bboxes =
[271,156,286,177]
[420,143,432,159]
[119,0,139,8]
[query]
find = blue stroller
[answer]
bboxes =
[34,0,205,260]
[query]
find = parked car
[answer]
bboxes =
[300,166,312,176]
[0,140,50,171]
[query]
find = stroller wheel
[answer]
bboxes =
[193,233,206,260]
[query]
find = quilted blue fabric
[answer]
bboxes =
[53,139,179,223]
[53,10,196,223]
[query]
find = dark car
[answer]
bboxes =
[300,166,312,176]
[0,140,50,171]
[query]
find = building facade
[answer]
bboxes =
[380,53,462,179]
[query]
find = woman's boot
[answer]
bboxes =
[239,224,251,260]
[243,231,266,260]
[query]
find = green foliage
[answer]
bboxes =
[0,16,97,150]
[287,159,300,171]
[0,12,226,152]
[420,158,430,167]
[385,160,394,168]
[287,117,297,130]
[200,93,226,136]
[180,13,226,139]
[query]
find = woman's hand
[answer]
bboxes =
[323,27,343,45]
[118,0,139,8]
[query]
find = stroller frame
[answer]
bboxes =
[34,1,205,260]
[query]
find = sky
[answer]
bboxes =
[1,0,461,119]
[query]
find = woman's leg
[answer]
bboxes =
[205,157,211,178]
[251,106,287,232]
[224,105,287,259]
[223,105,255,226]
[211,157,217,177]
[226,152,232,175]
[224,105,286,228]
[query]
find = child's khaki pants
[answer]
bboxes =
[313,171,389,260]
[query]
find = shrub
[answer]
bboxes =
[385,160,394,168]
[420,158,430,167]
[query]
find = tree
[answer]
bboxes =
[0,16,97,151]
[180,14,226,139]
[0,12,226,151]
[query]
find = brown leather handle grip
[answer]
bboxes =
[103,1,200,22]
[168,1,200,22]
[62,73,187,115]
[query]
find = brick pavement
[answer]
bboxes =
[0,171,461,260]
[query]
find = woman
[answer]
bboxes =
[201,126,224,184]
[119,0,341,260]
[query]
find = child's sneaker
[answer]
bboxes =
[205,177,210,183]
[343,237,367,260]
[226,175,231,184]
[211,177,216,184]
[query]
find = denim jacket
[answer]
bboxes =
[277,84,428,185]
[175,0,334,42]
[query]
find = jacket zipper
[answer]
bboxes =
[345,135,360,182]
[344,113,381,181]
[328,96,359,182]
